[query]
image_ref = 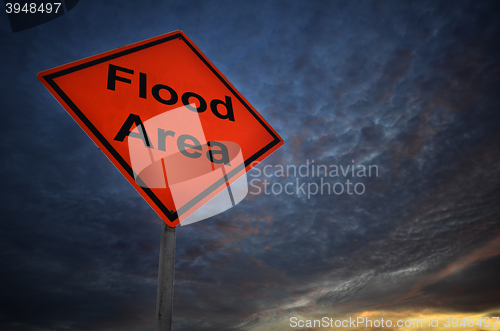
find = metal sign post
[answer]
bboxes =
[155,224,176,331]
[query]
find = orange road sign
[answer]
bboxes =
[38,30,283,227]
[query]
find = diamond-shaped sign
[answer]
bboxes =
[38,30,283,227]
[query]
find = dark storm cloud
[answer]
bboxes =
[1,0,500,330]
[410,246,500,313]
[170,0,500,328]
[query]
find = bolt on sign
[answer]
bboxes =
[38,30,283,227]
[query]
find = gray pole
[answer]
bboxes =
[155,223,176,331]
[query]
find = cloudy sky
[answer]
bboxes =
[1,1,500,330]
